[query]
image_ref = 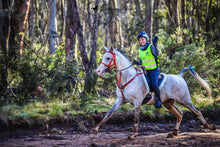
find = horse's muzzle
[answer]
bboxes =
[97,67,108,76]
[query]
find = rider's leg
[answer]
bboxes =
[148,68,162,108]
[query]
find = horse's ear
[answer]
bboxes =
[104,46,108,51]
[110,46,114,53]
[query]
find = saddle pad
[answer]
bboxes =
[142,72,167,91]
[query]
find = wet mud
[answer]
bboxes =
[0,109,220,146]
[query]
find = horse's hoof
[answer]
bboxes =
[92,128,99,134]
[128,135,134,140]
[204,123,216,130]
[167,133,175,138]
[128,133,138,140]
[167,130,178,138]
[210,124,216,130]
[172,129,179,136]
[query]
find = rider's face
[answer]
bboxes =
[138,37,147,46]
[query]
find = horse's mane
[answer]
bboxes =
[114,49,132,64]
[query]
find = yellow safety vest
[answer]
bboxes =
[139,44,157,70]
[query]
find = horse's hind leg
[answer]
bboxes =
[183,101,216,130]
[163,99,183,138]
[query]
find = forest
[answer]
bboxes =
[0,0,220,146]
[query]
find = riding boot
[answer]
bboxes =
[154,90,162,109]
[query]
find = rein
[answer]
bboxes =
[101,50,144,99]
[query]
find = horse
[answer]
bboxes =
[94,47,216,139]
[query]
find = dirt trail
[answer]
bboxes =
[0,123,219,147]
[1,109,220,146]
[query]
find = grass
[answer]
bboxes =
[0,96,218,124]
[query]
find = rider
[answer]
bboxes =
[133,31,162,109]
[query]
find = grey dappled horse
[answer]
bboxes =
[95,47,216,139]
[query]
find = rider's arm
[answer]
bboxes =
[150,45,159,57]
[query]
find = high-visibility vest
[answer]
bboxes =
[139,44,157,70]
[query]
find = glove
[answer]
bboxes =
[152,36,159,45]
[133,60,138,65]
[132,60,142,65]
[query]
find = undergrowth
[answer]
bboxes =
[0,97,218,123]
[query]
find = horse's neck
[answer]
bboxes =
[115,51,136,84]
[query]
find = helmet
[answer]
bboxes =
[137,31,149,41]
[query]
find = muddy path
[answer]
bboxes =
[0,109,220,146]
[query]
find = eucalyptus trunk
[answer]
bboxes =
[0,0,9,100]
[48,0,58,54]
[145,0,152,41]
[65,0,76,60]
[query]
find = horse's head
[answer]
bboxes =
[97,47,116,76]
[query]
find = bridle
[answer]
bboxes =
[101,51,133,72]
[100,50,144,100]
[101,51,116,71]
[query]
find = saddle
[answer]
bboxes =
[139,67,167,105]
[144,73,165,92]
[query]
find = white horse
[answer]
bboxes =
[94,47,216,139]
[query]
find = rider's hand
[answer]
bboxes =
[132,60,139,65]
[133,60,142,65]
[152,36,159,46]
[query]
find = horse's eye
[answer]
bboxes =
[106,57,111,60]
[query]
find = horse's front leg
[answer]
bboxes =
[93,98,123,133]
[128,105,141,139]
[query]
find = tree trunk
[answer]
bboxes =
[145,0,152,41]
[48,0,58,54]
[0,0,9,99]
[87,0,92,48]
[153,0,160,35]
[60,0,65,41]
[28,0,34,46]
[103,0,109,47]
[181,0,186,29]
[17,0,31,55]
[165,0,173,34]
[205,0,212,33]
[65,0,76,60]
[192,0,196,39]
[71,0,89,72]
[173,0,178,28]
[181,0,186,45]
[90,0,100,69]
[116,0,123,48]
[135,0,142,21]
[196,0,200,32]
[71,0,97,95]
[35,0,43,41]
[123,0,129,47]
[108,0,117,47]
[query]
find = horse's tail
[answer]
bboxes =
[179,64,212,100]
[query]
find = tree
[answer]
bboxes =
[135,0,143,22]
[181,0,186,29]
[28,0,35,46]
[205,0,213,33]
[0,0,9,99]
[48,0,58,54]
[173,0,178,28]
[17,0,31,55]
[153,0,160,34]
[145,0,152,41]
[108,0,117,47]
[60,0,65,41]
[90,0,100,68]
[65,0,76,60]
